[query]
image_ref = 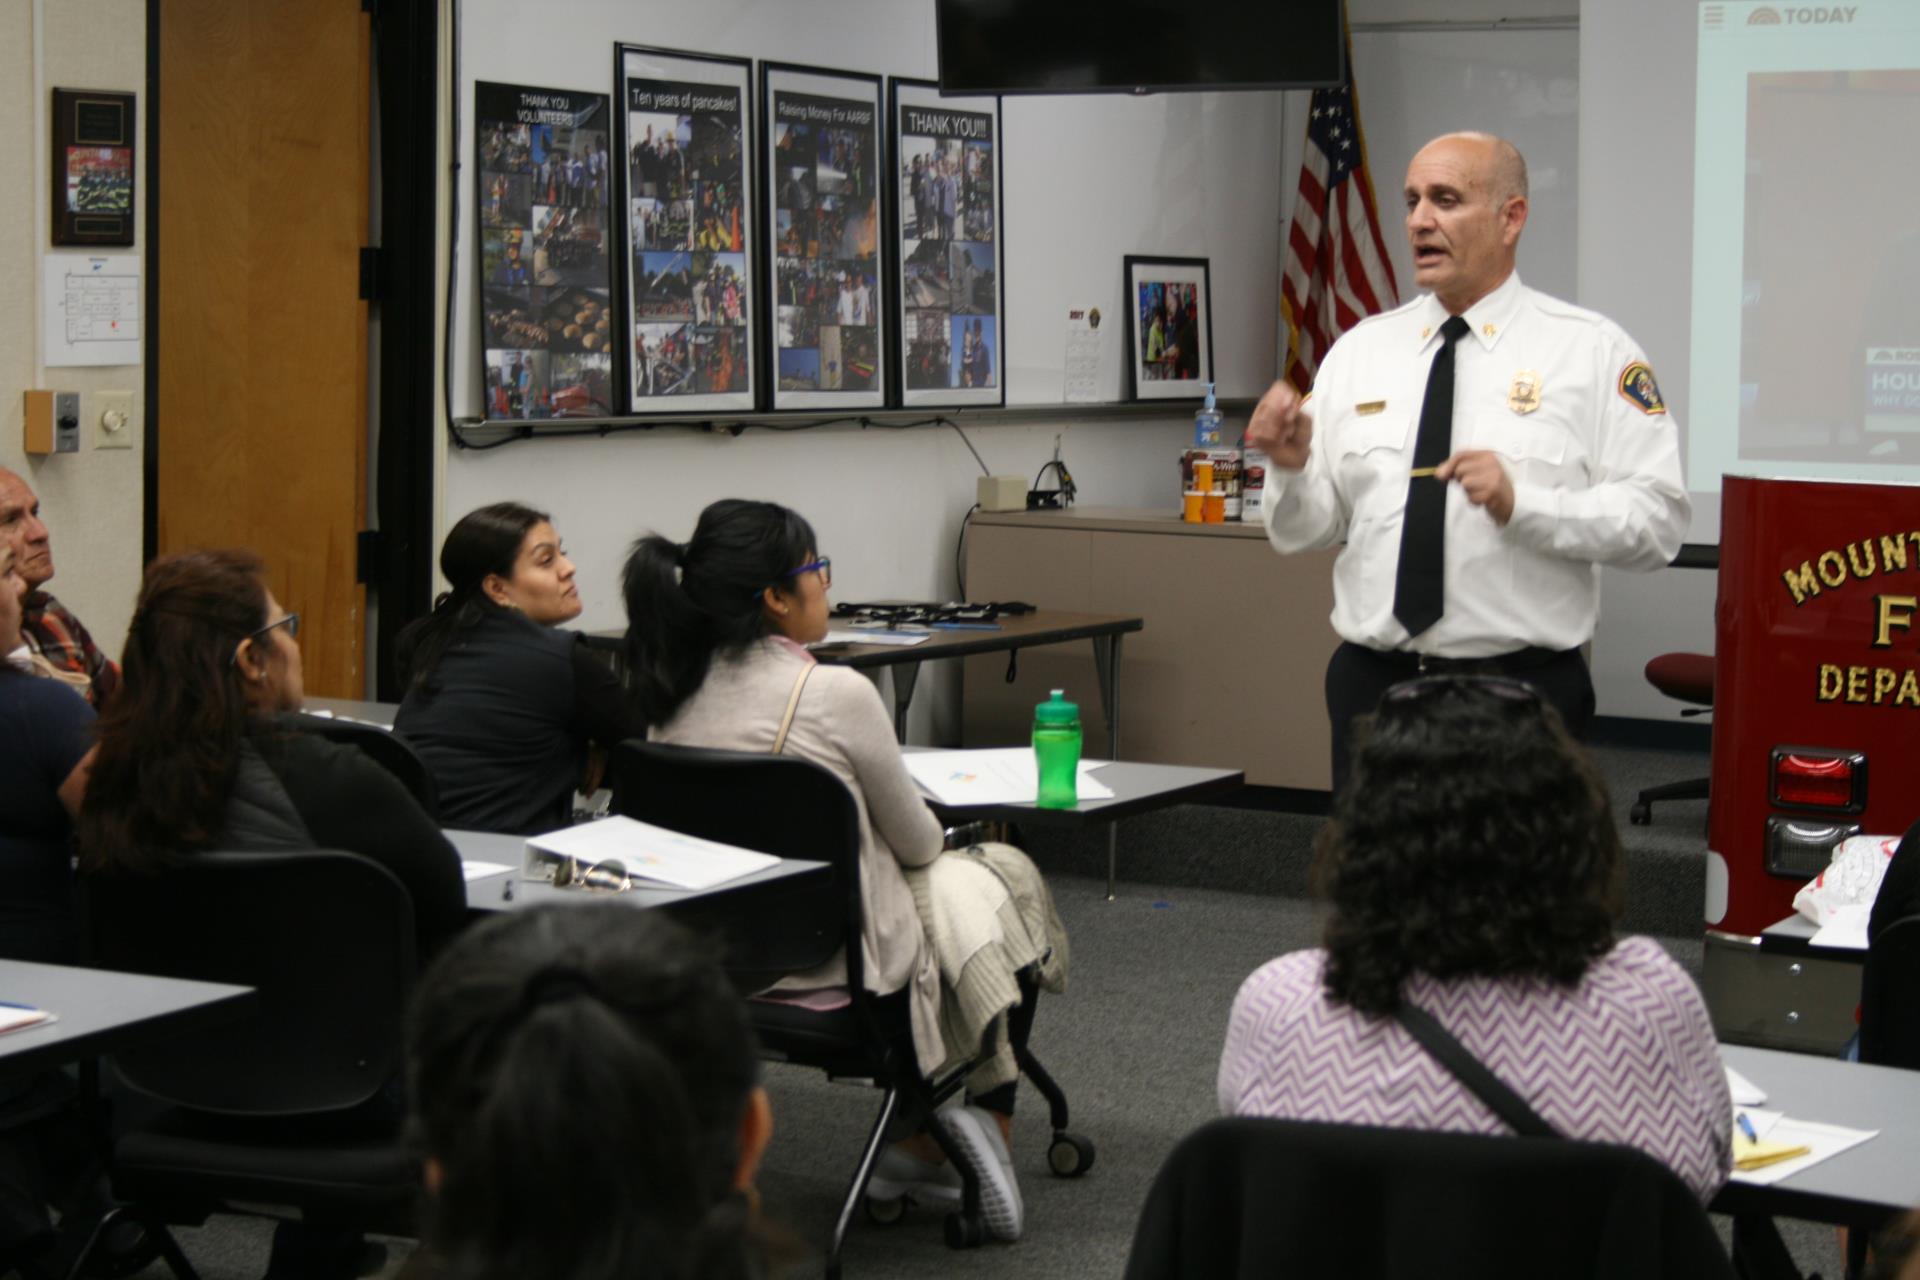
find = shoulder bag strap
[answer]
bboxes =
[1392,1001,1560,1139]
[771,662,816,756]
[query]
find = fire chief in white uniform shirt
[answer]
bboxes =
[1248,132,1689,793]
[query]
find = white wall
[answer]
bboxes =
[442,0,1285,741]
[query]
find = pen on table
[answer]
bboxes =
[931,621,1001,630]
[1736,1111,1759,1144]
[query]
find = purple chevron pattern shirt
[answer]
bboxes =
[1218,937,1733,1203]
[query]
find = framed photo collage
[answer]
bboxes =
[475,50,1005,422]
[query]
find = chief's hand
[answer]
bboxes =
[1435,450,1514,526]
[1247,379,1314,471]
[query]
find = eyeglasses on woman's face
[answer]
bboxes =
[786,556,831,589]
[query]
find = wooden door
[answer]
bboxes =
[155,0,370,696]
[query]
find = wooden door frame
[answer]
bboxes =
[142,0,440,701]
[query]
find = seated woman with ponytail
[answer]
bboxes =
[623,499,1068,1243]
[395,502,641,835]
[406,902,781,1280]
[81,549,466,958]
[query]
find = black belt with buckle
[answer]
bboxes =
[1369,644,1576,675]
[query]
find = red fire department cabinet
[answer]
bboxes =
[1700,475,1920,1051]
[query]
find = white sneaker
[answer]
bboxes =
[866,1143,964,1207]
[944,1106,1023,1241]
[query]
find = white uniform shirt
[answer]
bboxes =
[1264,273,1690,657]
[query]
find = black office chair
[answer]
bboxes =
[287,711,440,821]
[1124,1116,1735,1280]
[69,850,420,1279]
[609,739,1090,1277]
[1860,913,1920,1069]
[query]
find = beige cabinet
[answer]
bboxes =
[963,507,1341,789]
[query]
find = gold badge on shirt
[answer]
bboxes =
[1507,370,1543,415]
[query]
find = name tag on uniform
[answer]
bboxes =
[1355,400,1387,416]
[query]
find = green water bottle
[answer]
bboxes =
[1033,689,1082,809]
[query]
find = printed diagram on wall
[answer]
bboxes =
[888,80,1003,408]
[763,64,887,411]
[475,82,614,421]
[618,46,758,414]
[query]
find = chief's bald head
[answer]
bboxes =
[1403,133,1531,314]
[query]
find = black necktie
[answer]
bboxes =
[1393,315,1471,639]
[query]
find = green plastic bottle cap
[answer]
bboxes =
[1035,689,1079,723]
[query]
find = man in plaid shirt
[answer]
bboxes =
[0,467,119,706]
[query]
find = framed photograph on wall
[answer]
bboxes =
[761,63,887,412]
[52,88,136,246]
[887,79,1003,409]
[617,46,757,414]
[474,82,615,421]
[1123,255,1213,401]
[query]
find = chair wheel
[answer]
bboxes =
[944,1210,986,1249]
[864,1195,907,1226]
[1048,1132,1096,1177]
[1629,801,1651,826]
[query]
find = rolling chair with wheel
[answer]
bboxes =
[1630,652,1713,826]
[610,739,1092,1276]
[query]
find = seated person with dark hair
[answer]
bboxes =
[79,548,466,956]
[1870,815,1920,945]
[395,502,641,835]
[0,467,118,706]
[407,902,782,1280]
[1217,675,1732,1203]
[78,548,468,1278]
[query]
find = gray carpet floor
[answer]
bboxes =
[121,741,1849,1279]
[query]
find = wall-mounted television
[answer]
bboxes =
[935,0,1345,96]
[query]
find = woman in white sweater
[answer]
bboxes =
[622,499,1065,1242]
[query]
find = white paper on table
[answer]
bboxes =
[814,629,932,648]
[904,748,1114,805]
[1725,1065,1768,1107]
[43,254,140,366]
[0,1006,56,1036]
[525,816,779,891]
[1727,1118,1879,1186]
[461,861,514,883]
[302,708,392,730]
[1808,903,1871,950]
[1737,1107,1785,1140]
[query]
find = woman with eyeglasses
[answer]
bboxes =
[80,550,466,958]
[78,550,467,1279]
[1216,675,1732,1203]
[621,499,1067,1243]
[395,502,641,835]
[406,902,789,1280]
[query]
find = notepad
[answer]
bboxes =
[1724,1065,1767,1106]
[1727,1112,1878,1186]
[0,1005,56,1036]
[524,816,780,892]
[904,749,1114,806]
[814,629,932,648]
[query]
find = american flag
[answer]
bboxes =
[1281,76,1399,392]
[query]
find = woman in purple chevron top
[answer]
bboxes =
[1216,675,1733,1203]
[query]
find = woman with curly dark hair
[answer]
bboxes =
[1216,675,1732,1203]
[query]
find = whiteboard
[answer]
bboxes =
[452,0,1284,410]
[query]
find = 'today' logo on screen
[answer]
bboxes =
[1747,4,1858,24]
